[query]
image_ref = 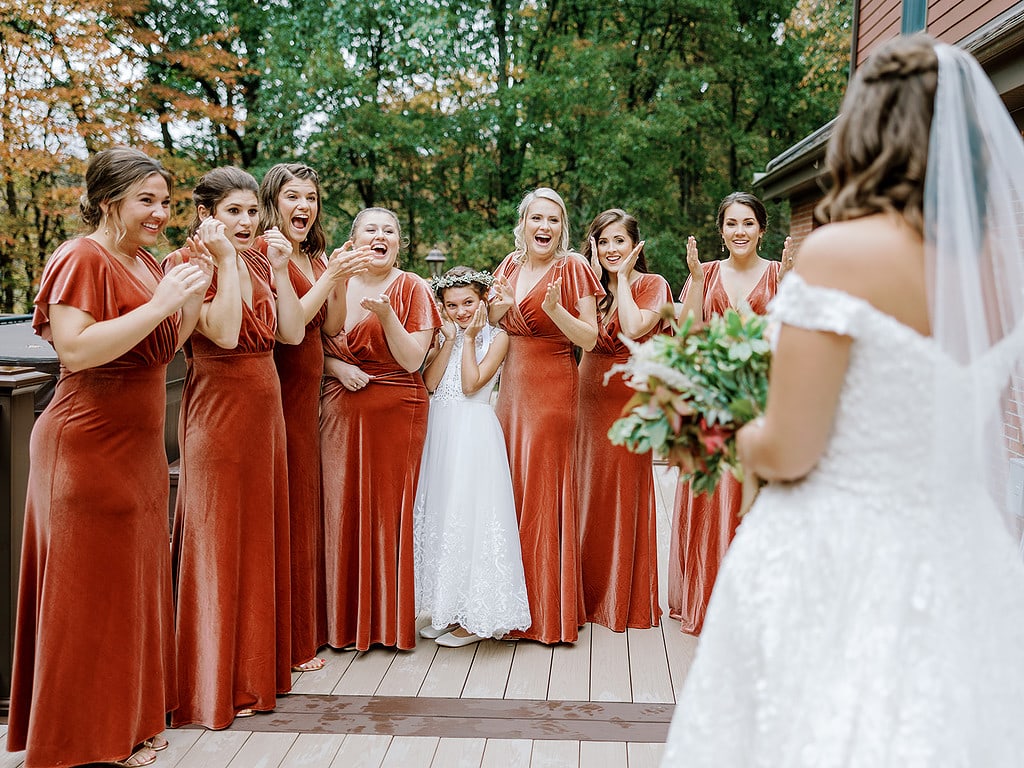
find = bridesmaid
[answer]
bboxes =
[168,166,305,728]
[489,187,603,644]
[258,163,372,672]
[577,209,672,632]
[321,207,440,651]
[8,147,208,767]
[668,191,794,635]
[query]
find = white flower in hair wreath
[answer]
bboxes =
[429,270,495,292]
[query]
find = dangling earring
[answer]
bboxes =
[721,239,726,254]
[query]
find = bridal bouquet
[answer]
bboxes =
[608,308,772,497]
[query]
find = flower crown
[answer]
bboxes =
[429,269,495,294]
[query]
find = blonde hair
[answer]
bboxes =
[817,33,939,235]
[513,187,571,258]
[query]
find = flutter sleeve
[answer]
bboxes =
[33,239,119,342]
[557,253,604,313]
[395,272,442,332]
[768,273,866,338]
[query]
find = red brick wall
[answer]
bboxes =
[856,0,1017,67]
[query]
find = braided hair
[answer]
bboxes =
[817,33,939,235]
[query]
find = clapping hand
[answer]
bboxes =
[589,237,602,280]
[262,227,293,271]
[779,236,796,278]
[686,236,704,283]
[541,277,563,314]
[153,262,209,314]
[489,276,514,315]
[326,240,374,284]
[182,237,216,282]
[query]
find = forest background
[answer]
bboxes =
[0,0,851,313]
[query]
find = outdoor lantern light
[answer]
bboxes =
[426,246,447,277]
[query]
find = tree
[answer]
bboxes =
[0,0,153,311]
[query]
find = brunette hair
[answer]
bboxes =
[257,163,327,256]
[80,147,173,245]
[580,208,648,315]
[817,33,939,235]
[717,192,768,234]
[512,187,571,258]
[187,167,259,237]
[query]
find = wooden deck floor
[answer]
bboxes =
[0,466,697,767]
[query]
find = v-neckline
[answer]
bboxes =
[345,271,402,334]
[512,258,558,305]
[717,260,770,310]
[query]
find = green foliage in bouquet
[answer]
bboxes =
[608,307,772,496]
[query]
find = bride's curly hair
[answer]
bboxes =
[817,33,939,235]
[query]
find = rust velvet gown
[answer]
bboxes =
[577,273,673,631]
[9,238,177,767]
[320,272,440,651]
[493,252,603,644]
[668,259,781,634]
[169,249,292,728]
[273,255,329,666]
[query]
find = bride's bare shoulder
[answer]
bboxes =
[794,214,928,331]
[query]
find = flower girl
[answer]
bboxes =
[414,266,531,646]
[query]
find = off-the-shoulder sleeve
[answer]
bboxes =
[769,273,865,337]
[557,253,604,310]
[395,272,442,332]
[33,239,119,341]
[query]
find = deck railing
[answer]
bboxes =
[0,367,51,711]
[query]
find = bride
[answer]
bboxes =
[661,34,1024,766]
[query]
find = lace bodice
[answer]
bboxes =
[769,275,950,502]
[431,324,503,404]
[662,273,1024,768]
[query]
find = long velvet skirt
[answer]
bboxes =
[495,335,585,644]
[320,372,428,651]
[171,352,292,728]
[9,366,176,767]
[577,351,661,631]
[667,473,742,635]
[274,328,328,665]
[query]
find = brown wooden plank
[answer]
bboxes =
[199,694,671,743]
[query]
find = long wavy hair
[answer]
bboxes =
[580,208,648,315]
[257,163,327,257]
[817,33,939,236]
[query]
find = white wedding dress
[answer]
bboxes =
[413,324,531,638]
[662,274,1024,767]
